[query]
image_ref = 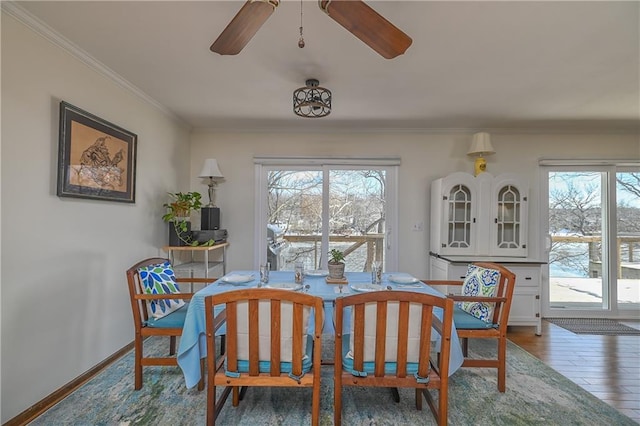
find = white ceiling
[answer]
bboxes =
[9,1,640,132]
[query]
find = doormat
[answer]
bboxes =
[545,318,640,335]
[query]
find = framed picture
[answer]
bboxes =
[57,101,137,203]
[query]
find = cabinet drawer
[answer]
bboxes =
[448,264,469,280]
[509,266,540,287]
[429,258,468,280]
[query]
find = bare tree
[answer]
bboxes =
[266,168,386,271]
[549,172,601,276]
[617,172,640,199]
[549,171,640,277]
[617,172,640,235]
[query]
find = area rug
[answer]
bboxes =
[30,337,636,426]
[545,318,640,335]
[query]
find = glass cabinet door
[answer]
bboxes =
[491,177,528,256]
[446,184,473,249]
[496,184,522,248]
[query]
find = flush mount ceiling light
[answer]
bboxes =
[293,78,331,118]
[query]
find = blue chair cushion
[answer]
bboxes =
[341,334,427,377]
[145,303,189,328]
[137,261,185,319]
[226,334,314,375]
[453,306,497,329]
[458,264,500,322]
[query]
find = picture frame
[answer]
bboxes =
[57,101,137,203]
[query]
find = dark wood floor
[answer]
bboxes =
[508,319,640,423]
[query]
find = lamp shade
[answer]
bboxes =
[467,132,495,156]
[198,159,224,179]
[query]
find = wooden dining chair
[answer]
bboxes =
[424,262,517,392]
[333,290,454,426]
[204,288,324,426]
[126,257,215,390]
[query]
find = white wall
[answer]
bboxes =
[2,6,639,423]
[1,15,191,422]
[190,131,640,277]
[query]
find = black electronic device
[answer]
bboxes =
[192,229,227,244]
[201,206,220,230]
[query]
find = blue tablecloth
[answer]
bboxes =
[177,271,464,389]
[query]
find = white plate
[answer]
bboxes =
[350,283,384,292]
[264,282,303,291]
[220,274,254,284]
[304,269,329,277]
[389,275,421,285]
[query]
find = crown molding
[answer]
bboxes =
[192,125,639,135]
[2,2,189,130]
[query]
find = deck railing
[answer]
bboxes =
[281,233,639,276]
[283,233,385,271]
[551,235,640,278]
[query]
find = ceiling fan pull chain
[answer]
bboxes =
[298,0,305,48]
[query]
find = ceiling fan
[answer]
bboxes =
[210,0,412,59]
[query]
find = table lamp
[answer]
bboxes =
[199,159,224,231]
[198,158,224,207]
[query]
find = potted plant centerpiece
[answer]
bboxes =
[327,248,346,279]
[162,191,202,246]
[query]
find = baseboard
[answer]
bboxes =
[4,341,134,426]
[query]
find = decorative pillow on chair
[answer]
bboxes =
[459,264,500,323]
[137,261,185,319]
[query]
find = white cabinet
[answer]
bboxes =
[429,255,542,335]
[431,172,528,257]
[429,172,540,334]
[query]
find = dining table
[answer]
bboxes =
[177,270,465,389]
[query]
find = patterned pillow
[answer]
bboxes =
[459,264,500,323]
[137,261,185,319]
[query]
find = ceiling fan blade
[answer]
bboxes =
[319,0,412,59]
[211,0,280,55]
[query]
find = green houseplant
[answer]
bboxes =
[162,192,202,246]
[327,248,346,279]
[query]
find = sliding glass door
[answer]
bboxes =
[544,166,640,316]
[255,158,398,273]
[616,171,640,311]
[327,169,387,272]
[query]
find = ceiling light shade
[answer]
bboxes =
[467,132,495,176]
[293,78,331,118]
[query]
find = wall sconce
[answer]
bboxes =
[467,132,495,176]
[198,158,224,207]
